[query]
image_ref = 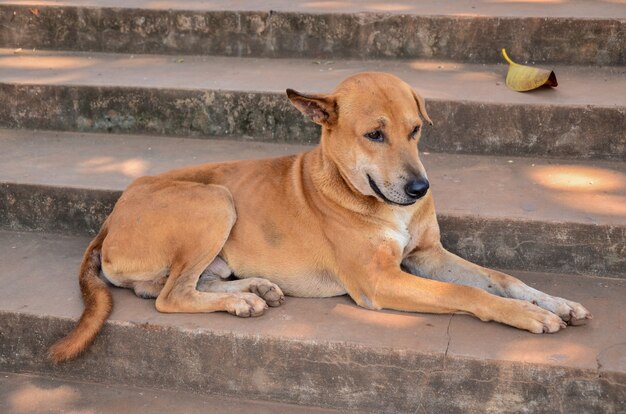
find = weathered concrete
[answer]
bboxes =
[0,372,353,414]
[1,129,625,226]
[4,0,626,18]
[0,130,624,277]
[439,216,626,281]
[0,230,624,413]
[0,49,624,159]
[2,184,622,277]
[0,3,624,65]
[0,183,119,235]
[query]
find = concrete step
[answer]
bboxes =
[0,0,624,65]
[1,49,624,160]
[0,372,353,414]
[0,129,624,278]
[0,229,624,413]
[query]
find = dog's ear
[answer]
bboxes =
[286,89,338,126]
[412,89,433,126]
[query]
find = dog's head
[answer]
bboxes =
[287,72,432,206]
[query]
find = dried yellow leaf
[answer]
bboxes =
[502,49,558,92]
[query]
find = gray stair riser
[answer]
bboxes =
[1,84,624,160]
[1,183,623,278]
[0,312,622,413]
[0,5,624,65]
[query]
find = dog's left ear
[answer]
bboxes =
[412,89,433,126]
[286,89,338,126]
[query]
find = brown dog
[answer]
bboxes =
[49,72,592,362]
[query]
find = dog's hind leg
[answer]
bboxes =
[403,245,592,325]
[154,185,267,317]
[156,261,268,317]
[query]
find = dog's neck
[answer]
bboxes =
[303,140,382,217]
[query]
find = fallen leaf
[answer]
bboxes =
[13,48,23,54]
[29,8,40,17]
[502,49,558,92]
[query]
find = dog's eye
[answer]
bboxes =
[410,125,421,139]
[365,130,384,142]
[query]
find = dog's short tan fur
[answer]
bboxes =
[50,72,592,362]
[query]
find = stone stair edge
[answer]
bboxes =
[0,0,625,18]
[1,271,624,412]
[1,179,621,227]
[2,84,623,160]
[1,307,619,375]
[4,81,624,110]
[1,182,624,278]
[0,3,624,65]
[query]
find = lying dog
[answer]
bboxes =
[50,72,592,362]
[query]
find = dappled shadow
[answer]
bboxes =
[527,164,626,218]
[487,0,567,3]
[491,335,593,365]
[302,1,353,9]
[330,302,424,329]
[8,382,89,414]
[0,50,100,85]
[76,156,151,178]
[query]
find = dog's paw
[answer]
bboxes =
[225,292,267,317]
[560,300,593,326]
[248,278,285,307]
[534,296,593,326]
[504,299,566,334]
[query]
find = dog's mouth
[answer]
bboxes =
[367,175,416,206]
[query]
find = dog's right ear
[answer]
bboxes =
[412,88,433,126]
[286,89,338,126]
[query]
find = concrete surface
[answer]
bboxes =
[2,49,624,106]
[0,49,624,159]
[2,0,626,18]
[0,229,624,412]
[0,2,624,64]
[0,371,354,414]
[1,129,624,277]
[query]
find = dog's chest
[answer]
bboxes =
[383,209,415,254]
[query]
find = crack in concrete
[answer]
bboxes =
[595,342,626,387]
[442,314,453,370]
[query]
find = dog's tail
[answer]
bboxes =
[48,224,112,363]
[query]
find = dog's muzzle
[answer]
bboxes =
[368,175,429,206]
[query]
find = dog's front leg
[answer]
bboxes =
[402,245,592,325]
[342,244,566,333]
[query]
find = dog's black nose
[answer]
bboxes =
[404,178,430,199]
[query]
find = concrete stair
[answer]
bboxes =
[1,129,624,277]
[0,0,624,65]
[0,0,624,412]
[0,48,624,159]
[1,230,625,413]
